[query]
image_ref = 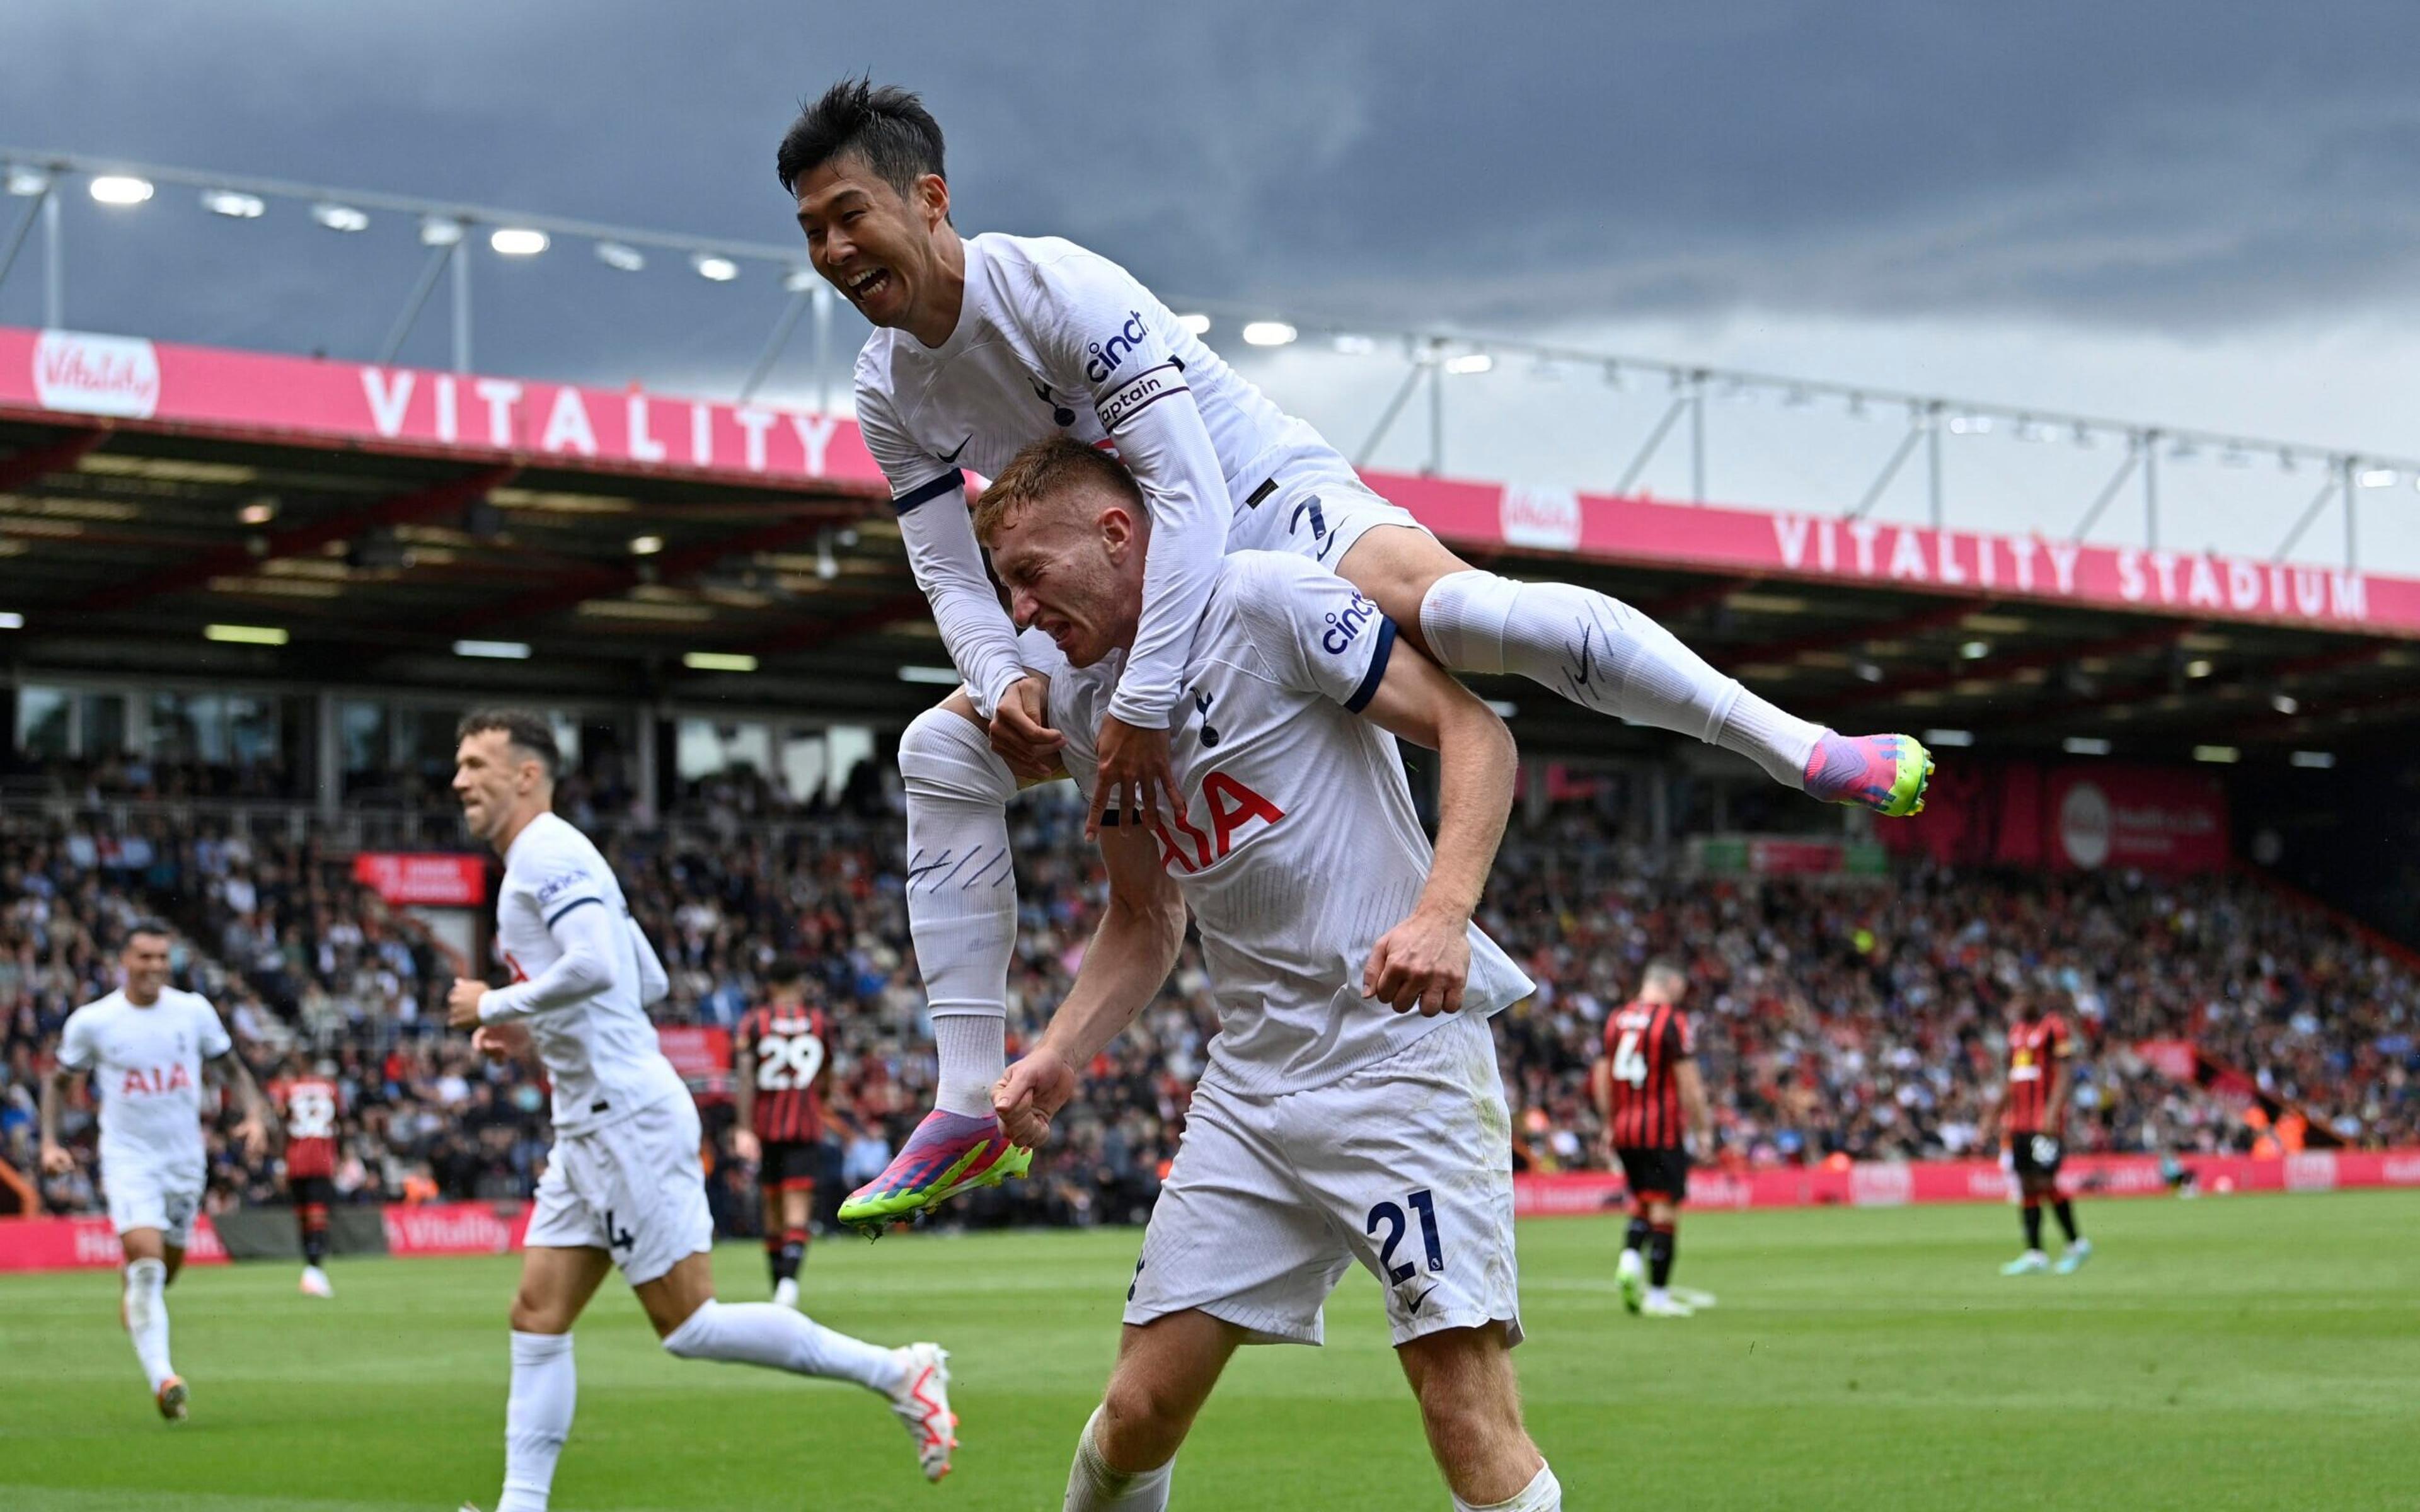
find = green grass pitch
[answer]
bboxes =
[2,1190,2412,1511]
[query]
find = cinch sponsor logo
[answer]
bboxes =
[1085,310,1150,382]
[1499,484,1582,553]
[33,330,159,418]
[1321,593,1378,655]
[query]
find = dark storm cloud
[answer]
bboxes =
[8,0,2420,369]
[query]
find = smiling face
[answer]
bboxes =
[794,152,955,341]
[452,728,547,849]
[985,483,1148,668]
[122,931,171,1004]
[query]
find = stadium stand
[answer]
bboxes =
[7,780,2413,1238]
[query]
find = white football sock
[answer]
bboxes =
[899,706,1018,1118]
[1064,1404,1176,1511]
[497,1330,575,1512]
[1419,570,1824,788]
[122,1257,173,1390]
[930,1014,1006,1122]
[662,1298,901,1393]
[1455,1462,1562,1511]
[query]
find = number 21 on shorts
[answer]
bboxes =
[1366,1188,1445,1284]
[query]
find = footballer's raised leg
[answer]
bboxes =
[838,697,1034,1231]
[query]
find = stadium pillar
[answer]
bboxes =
[634,701,662,823]
[1426,357,1444,476]
[449,240,471,374]
[1521,755,1548,827]
[314,692,342,820]
[2342,455,2358,570]
[1689,372,1707,503]
[812,284,834,414]
[41,188,62,328]
[1925,402,1944,529]
[2143,433,2160,551]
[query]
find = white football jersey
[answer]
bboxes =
[856,232,1352,724]
[488,813,688,1135]
[56,987,229,1171]
[856,233,1332,505]
[1053,552,1533,1096]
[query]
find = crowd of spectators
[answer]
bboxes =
[5,772,2416,1237]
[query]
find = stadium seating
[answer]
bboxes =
[4,786,2414,1236]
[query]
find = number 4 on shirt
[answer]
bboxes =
[1611,1029,1649,1088]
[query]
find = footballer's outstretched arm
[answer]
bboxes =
[994,819,1186,1147]
[468,899,619,1024]
[858,386,1030,720]
[1355,636,1519,1016]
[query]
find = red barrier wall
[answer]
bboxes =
[6,1157,2413,1271]
[0,1202,517,1272]
[1512,1148,2420,1217]
[0,1215,229,1273]
[380,1201,533,1258]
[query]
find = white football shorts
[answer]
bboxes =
[1124,1011,1522,1349]
[524,1094,713,1286]
[103,1152,205,1247]
[1224,467,1424,571]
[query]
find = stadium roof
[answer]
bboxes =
[3,325,2415,765]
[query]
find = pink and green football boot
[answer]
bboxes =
[1805,733,1933,818]
[838,1110,1033,1233]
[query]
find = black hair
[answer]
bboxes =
[455,707,561,780]
[765,955,807,989]
[127,920,173,945]
[776,76,947,200]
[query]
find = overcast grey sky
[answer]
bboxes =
[7,1,2420,566]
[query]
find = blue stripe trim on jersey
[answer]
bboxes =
[891,469,966,515]
[544,895,604,929]
[1344,617,1398,713]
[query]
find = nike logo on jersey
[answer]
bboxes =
[934,433,972,465]
[1405,1286,1436,1316]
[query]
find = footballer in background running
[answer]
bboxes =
[1986,988,2092,1276]
[272,1056,344,1298]
[445,709,955,1512]
[732,958,832,1309]
[40,922,275,1421]
[1589,962,1712,1319]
